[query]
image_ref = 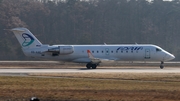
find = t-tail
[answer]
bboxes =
[10,28,42,49]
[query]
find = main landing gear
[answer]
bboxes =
[86,63,97,69]
[160,61,164,69]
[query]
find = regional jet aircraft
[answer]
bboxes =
[9,28,175,69]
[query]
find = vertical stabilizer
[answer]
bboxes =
[11,28,42,49]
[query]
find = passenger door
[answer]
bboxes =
[145,49,150,59]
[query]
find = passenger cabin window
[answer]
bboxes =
[156,48,162,52]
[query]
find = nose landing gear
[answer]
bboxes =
[160,61,164,69]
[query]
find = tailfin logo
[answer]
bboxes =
[22,33,34,47]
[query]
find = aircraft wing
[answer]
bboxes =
[87,50,116,64]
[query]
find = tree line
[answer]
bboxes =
[0,0,180,60]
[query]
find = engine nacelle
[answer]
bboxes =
[59,46,74,55]
[48,45,74,55]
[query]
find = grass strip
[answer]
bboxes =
[0,73,180,101]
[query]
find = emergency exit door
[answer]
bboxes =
[105,48,109,55]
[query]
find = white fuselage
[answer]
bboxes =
[22,44,175,63]
[10,27,175,69]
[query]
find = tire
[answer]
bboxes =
[86,63,91,69]
[160,65,164,69]
[92,64,97,69]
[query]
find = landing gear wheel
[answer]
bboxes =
[160,65,164,69]
[86,63,91,69]
[92,64,97,69]
[86,63,97,69]
[160,61,164,69]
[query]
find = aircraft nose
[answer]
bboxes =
[170,54,175,60]
[165,53,175,61]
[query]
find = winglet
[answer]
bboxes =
[87,50,94,59]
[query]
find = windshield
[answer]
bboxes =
[156,48,162,52]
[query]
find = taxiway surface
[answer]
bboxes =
[0,68,179,74]
[0,61,180,76]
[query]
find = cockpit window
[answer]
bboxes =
[156,48,162,52]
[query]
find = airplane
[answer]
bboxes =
[9,27,175,69]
